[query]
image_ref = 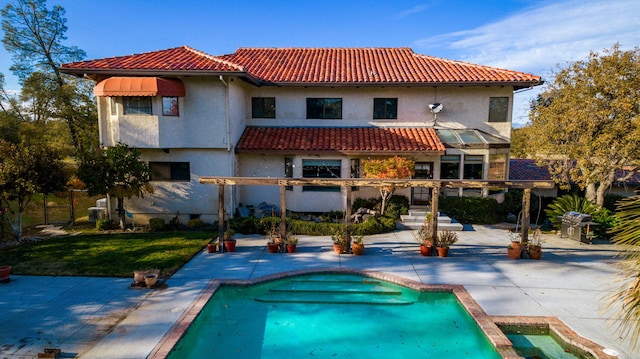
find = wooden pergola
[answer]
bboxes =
[199,177,555,251]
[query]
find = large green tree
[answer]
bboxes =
[76,144,154,229]
[2,0,95,150]
[0,139,68,238]
[527,44,640,207]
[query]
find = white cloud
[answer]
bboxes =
[414,0,640,126]
[394,4,430,19]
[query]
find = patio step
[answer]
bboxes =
[400,211,464,231]
[254,278,414,305]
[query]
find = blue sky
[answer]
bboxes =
[1,0,639,126]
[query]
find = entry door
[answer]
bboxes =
[411,162,433,205]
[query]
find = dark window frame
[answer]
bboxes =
[302,159,341,192]
[252,97,276,118]
[149,162,190,181]
[440,155,460,180]
[373,98,398,119]
[306,98,342,119]
[488,97,509,122]
[123,96,153,115]
[463,155,484,180]
[162,96,179,116]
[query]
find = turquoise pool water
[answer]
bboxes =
[507,333,581,359]
[167,274,500,358]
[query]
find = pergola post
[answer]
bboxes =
[431,186,439,237]
[345,185,353,253]
[279,185,287,252]
[521,188,531,244]
[218,184,225,253]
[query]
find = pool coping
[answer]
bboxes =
[147,268,611,359]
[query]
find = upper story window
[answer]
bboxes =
[149,162,190,181]
[162,97,179,116]
[373,98,398,119]
[123,97,152,115]
[488,97,509,122]
[252,97,276,118]
[307,98,342,119]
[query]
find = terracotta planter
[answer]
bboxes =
[528,246,542,260]
[287,245,297,253]
[223,239,237,252]
[437,247,449,257]
[144,273,158,288]
[507,246,522,259]
[333,244,345,254]
[0,265,11,281]
[267,242,280,253]
[420,245,433,256]
[133,270,146,284]
[352,243,365,256]
[207,243,217,253]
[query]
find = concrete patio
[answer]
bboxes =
[0,225,636,358]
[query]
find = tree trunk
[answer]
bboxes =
[117,197,126,229]
[585,182,597,204]
[595,169,617,208]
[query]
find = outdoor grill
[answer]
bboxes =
[560,211,594,243]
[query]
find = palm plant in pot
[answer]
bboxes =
[351,234,365,255]
[413,214,434,256]
[223,229,236,252]
[285,233,298,253]
[331,227,349,254]
[436,230,458,257]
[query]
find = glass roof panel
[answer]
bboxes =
[457,130,484,144]
[436,129,460,144]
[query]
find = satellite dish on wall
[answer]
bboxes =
[428,103,443,113]
[428,103,443,125]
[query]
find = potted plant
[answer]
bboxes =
[285,234,298,253]
[351,234,365,255]
[331,227,348,254]
[413,214,434,256]
[527,229,543,260]
[507,230,523,259]
[207,238,219,253]
[223,229,236,252]
[267,236,280,253]
[436,230,458,257]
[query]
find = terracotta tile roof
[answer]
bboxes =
[220,47,541,86]
[236,127,445,154]
[60,46,244,73]
[61,46,541,88]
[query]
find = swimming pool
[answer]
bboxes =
[163,272,502,358]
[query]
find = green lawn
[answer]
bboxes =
[0,231,213,278]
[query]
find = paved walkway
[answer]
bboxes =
[0,226,636,358]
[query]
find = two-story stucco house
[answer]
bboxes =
[61,46,542,224]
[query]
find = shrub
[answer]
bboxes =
[544,194,599,228]
[604,193,625,212]
[186,219,206,229]
[149,218,165,231]
[351,195,409,219]
[352,215,396,234]
[229,216,262,234]
[439,196,503,224]
[167,215,182,231]
[96,219,114,231]
[591,208,620,240]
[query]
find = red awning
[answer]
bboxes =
[94,77,185,97]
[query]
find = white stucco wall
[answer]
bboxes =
[244,86,514,140]
[123,148,234,225]
[99,77,231,149]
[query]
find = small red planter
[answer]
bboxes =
[0,265,12,281]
